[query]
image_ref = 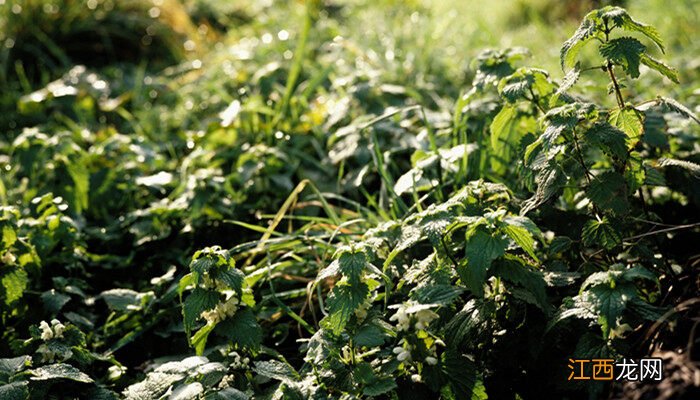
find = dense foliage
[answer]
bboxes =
[1,1,698,399]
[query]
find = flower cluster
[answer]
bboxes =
[229,351,250,370]
[39,319,65,341]
[389,302,439,332]
[200,291,240,325]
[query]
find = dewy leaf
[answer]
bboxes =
[461,230,507,296]
[323,281,369,335]
[29,363,94,383]
[582,217,622,250]
[586,171,629,215]
[608,107,644,149]
[599,37,645,79]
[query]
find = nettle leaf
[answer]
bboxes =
[540,102,597,149]
[561,13,600,70]
[183,288,219,337]
[556,63,581,96]
[583,282,637,338]
[600,6,665,53]
[1,266,28,306]
[461,230,507,296]
[582,217,622,250]
[215,308,262,350]
[323,281,369,335]
[583,122,628,160]
[498,67,553,103]
[656,97,700,124]
[490,260,549,313]
[337,249,369,283]
[599,37,645,79]
[442,350,481,400]
[640,54,679,83]
[500,215,541,261]
[656,158,700,177]
[0,382,28,400]
[586,171,629,215]
[29,363,93,383]
[253,360,299,384]
[489,105,535,175]
[353,323,389,347]
[608,107,644,149]
[411,284,464,306]
[217,268,245,298]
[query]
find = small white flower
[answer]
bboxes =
[39,321,53,341]
[411,374,422,383]
[425,356,438,365]
[397,350,411,362]
[392,346,404,355]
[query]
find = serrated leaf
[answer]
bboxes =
[582,217,622,250]
[205,388,250,400]
[1,267,27,305]
[217,268,245,298]
[502,224,537,261]
[215,308,262,350]
[253,360,299,383]
[490,105,520,175]
[363,377,397,397]
[601,6,665,53]
[584,122,628,160]
[353,324,387,347]
[599,37,645,79]
[411,284,464,305]
[0,356,30,383]
[587,171,629,215]
[337,249,369,283]
[640,55,679,83]
[583,282,637,338]
[461,230,507,296]
[29,363,93,383]
[323,282,369,335]
[442,350,480,400]
[657,97,699,124]
[556,63,581,95]
[0,382,28,400]
[608,107,644,149]
[41,289,71,314]
[183,288,219,337]
[490,260,549,312]
[561,14,599,70]
[656,158,700,177]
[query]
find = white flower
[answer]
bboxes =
[396,350,411,362]
[411,374,422,382]
[39,321,53,341]
[50,319,65,338]
[425,356,438,365]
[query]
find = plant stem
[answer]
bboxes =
[607,62,625,109]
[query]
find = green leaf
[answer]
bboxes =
[583,122,628,160]
[215,308,262,350]
[337,249,369,283]
[41,289,71,314]
[205,388,250,400]
[29,363,93,383]
[442,350,480,400]
[583,282,637,338]
[253,360,299,383]
[489,105,519,175]
[0,356,30,383]
[1,225,17,250]
[323,281,369,335]
[656,97,699,124]
[490,260,549,312]
[363,377,397,397]
[217,268,245,298]
[411,284,464,305]
[1,267,28,306]
[556,63,581,95]
[601,6,665,53]
[353,323,388,347]
[640,55,679,83]
[461,230,507,296]
[599,37,645,79]
[561,13,599,70]
[0,382,28,400]
[656,158,700,177]
[608,107,644,149]
[183,288,219,337]
[587,171,629,215]
[501,216,540,261]
[582,217,622,250]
